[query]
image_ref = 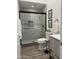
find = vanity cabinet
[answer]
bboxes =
[49,34,61,59]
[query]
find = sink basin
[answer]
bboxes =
[50,34,60,40]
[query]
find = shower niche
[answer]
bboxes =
[23,20,34,29]
[28,20,33,27]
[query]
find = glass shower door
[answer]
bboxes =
[20,13,46,44]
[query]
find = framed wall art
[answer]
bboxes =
[48,9,52,19]
[48,20,52,28]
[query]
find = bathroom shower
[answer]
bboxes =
[20,12,46,44]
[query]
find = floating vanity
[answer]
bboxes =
[49,34,61,59]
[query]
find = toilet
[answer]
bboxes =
[37,38,48,50]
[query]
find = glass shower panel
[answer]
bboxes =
[20,13,46,44]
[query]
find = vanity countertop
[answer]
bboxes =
[50,34,60,41]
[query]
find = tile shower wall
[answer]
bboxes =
[20,13,46,44]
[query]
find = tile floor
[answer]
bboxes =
[21,43,49,59]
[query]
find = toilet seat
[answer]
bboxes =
[37,38,48,43]
[37,38,48,50]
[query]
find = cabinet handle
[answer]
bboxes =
[61,42,62,45]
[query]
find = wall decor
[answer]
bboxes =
[48,9,53,28]
[48,9,52,19]
[48,20,52,28]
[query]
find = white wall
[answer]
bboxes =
[47,0,61,34]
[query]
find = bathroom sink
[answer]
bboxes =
[50,34,60,40]
[50,34,60,41]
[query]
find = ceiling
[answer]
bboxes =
[19,1,46,11]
